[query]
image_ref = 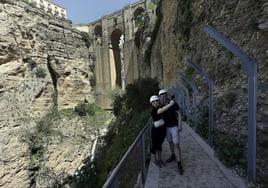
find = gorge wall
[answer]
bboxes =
[145,0,268,185]
[0,0,96,187]
[1,0,267,187]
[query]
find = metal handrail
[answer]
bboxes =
[103,119,151,188]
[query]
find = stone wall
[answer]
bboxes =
[0,0,95,187]
[148,0,268,185]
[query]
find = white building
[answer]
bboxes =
[28,0,67,19]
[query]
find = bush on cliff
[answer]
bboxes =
[74,102,99,116]
[70,78,159,188]
[97,78,159,187]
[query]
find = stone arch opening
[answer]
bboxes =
[133,7,145,28]
[94,25,102,37]
[110,29,123,87]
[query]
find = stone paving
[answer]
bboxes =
[144,122,247,188]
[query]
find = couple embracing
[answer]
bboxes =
[149,89,184,175]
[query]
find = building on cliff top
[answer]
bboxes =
[27,0,67,18]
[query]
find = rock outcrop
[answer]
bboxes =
[0,0,96,187]
[146,0,268,185]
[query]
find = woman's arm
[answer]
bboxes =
[157,100,175,114]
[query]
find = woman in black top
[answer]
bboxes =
[149,95,175,167]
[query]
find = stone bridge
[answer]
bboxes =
[74,0,159,108]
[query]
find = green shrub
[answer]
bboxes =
[214,130,246,168]
[197,96,246,171]
[65,78,159,187]
[92,78,159,187]
[35,67,47,78]
[125,78,159,112]
[108,86,123,101]
[23,57,36,69]
[112,78,159,116]
[197,103,209,140]
[147,2,157,12]
[135,14,144,29]
[74,102,99,116]
[23,111,57,175]
[96,110,150,187]
[112,95,125,117]
[59,109,76,118]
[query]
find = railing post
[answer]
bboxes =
[204,24,257,181]
[140,134,146,186]
[247,63,257,182]
[193,90,197,130]
[149,120,152,153]
[208,80,214,146]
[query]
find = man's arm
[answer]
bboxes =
[157,100,175,114]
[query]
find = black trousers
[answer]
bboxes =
[151,125,166,154]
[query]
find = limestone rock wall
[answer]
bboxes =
[0,0,94,187]
[148,0,268,184]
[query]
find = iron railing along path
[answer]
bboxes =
[103,119,152,188]
[185,59,215,147]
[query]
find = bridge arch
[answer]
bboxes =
[133,7,145,28]
[134,7,145,18]
[110,29,123,87]
[94,25,102,37]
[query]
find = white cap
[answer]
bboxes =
[149,95,159,103]
[158,89,167,95]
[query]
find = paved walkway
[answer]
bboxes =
[144,122,247,188]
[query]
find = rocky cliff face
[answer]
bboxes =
[147,0,268,185]
[0,0,96,187]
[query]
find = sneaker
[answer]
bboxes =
[178,162,184,175]
[166,154,176,163]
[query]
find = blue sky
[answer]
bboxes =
[52,0,140,24]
